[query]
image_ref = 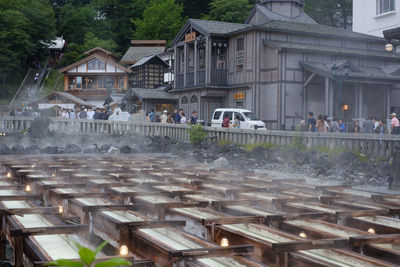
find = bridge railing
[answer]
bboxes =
[0,116,398,157]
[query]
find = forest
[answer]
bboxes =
[0,0,352,100]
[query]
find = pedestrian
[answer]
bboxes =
[149,109,155,122]
[317,115,326,133]
[338,119,346,133]
[175,109,183,124]
[79,108,87,119]
[190,111,198,125]
[323,115,329,132]
[87,107,95,120]
[373,117,379,131]
[171,109,178,123]
[69,109,76,119]
[354,121,361,133]
[102,109,109,120]
[93,108,103,120]
[375,119,387,134]
[307,112,316,132]
[363,116,374,134]
[180,112,187,124]
[222,114,230,128]
[167,114,174,123]
[391,113,400,134]
[34,73,39,83]
[330,117,340,132]
[62,109,69,119]
[161,110,168,123]
[233,115,240,128]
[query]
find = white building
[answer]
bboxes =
[353,0,400,37]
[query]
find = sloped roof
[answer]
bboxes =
[262,40,400,59]
[246,4,316,24]
[36,92,93,106]
[131,55,169,68]
[84,47,119,59]
[189,19,251,35]
[59,53,132,74]
[121,47,166,64]
[130,88,178,100]
[301,61,400,83]
[258,20,384,41]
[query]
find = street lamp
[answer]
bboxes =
[331,63,351,119]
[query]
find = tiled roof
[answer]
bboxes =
[189,19,251,35]
[259,20,384,41]
[131,55,169,68]
[301,61,400,82]
[130,88,178,100]
[121,47,166,64]
[262,40,400,59]
[254,5,317,24]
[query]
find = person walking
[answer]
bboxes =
[354,121,361,133]
[189,111,198,125]
[338,119,346,133]
[171,109,178,123]
[391,113,400,134]
[149,109,155,122]
[307,112,316,132]
[161,110,168,123]
[222,114,230,128]
[330,117,340,132]
[180,112,187,124]
[79,108,87,119]
[363,116,374,134]
[317,115,326,133]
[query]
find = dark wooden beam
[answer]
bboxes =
[349,234,400,246]
[116,220,186,230]
[10,224,88,237]
[272,238,348,253]
[169,245,254,259]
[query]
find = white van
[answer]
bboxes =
[211,108,267,130]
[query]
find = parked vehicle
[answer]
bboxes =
[211,108,266,130]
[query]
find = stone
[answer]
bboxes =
[120,145,132,154]
[25,145,41,154]
[11,145,24,154]
[0,144,10,155]
[108,147,120,154]
[28,117,51,138]
[100,144,111,152]
[64,144,81,154]
[213,157,229,168]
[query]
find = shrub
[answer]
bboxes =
[47,241,131,267]
[188,125,207,144]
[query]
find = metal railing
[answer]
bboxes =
[0,116,398,157]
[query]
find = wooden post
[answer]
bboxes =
[14,236,23,267]
[64,76,69,91]
[0,215,5,260]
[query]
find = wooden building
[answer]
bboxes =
[170,0,400,128]
[130,55,169,89]
[59,47,131,107]
[121,40,166,65]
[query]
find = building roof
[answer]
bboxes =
[84,47,119,59]
[36,92,93,106]
[131,55,169,68]
[246,4,316,24]
[258,20,384,41]
[189,19,251,35]
[129,88,178,100]
[121,46,166,65]
[59,53,132,74]
[131,40,166,47]
[301,61,400,83]
[262,40,400,59]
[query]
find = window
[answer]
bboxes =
[377,0,395,14]
[190,95,198,103]
[234,112,245,121]
[76,77,82,88]
[88,59,105,71]
[198,48,205,69]
[181,96,188,104]
[237,38,244,51]
[223,111,233,120]
[213,111,222,120]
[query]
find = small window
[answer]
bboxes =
[223,111,233,120]
[88,59,105,71]
[181,96,188,104]
[234,112,245,121]
[213,111,222,120]
[190,95,198,103]
[377,0,395,14]
[237,38,244,51]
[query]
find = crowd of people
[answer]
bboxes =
[305,112,391,134]
[146,109,198,125]
[58,107,111,120]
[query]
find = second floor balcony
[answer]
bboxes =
[176,68,227,88]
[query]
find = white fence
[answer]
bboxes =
[0,116,398,157]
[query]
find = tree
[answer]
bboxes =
[304,0,352,29]
[175,0,211,18]
[133,0,185,45]
[203,0,253,23]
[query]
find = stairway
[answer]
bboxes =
[9,68,49,109]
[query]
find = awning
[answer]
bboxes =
[38,104,75,110]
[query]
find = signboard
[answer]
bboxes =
[185,32,196,42]
[234,92,245,100]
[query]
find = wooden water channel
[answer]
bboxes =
[0,155,399,266]
[0,116,400,157]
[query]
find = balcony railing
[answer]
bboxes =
[187,72,194,86]
[176,74,184,88]
[211,69,227,85]
[197,70,206,85]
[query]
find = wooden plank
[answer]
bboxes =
[10,224,88,237]
[202,216,264,226]
[116,220,186,230]
[349,234,400,246]
[272,238,348,253]
[169,244,254,259]
[0,207,59,215]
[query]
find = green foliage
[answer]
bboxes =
[133,0,185,45]
[40,69,64,98]
[175,0,211,18]
[188,125,207,144]
[304,0,352,29]
[203,0,254,23]
[48,241,131,267]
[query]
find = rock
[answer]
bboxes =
[120,145,132,154]
[41,146,63,154]
[213,157,229,168]
[64,144,81,154]
[108,147,120,154]
[247,146,267,161]
[11,145,24,154]
[100,144,111,153]
[28,117,51,138]
[0,144,10,155]
[25,145,41,154]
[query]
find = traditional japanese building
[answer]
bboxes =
[59,47,131,107]
[121,40,166,65]
[170,0,400,129]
